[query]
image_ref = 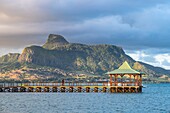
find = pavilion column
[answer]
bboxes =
[121,75,124,86]
[110,74,112,86]
[114,75,116,86]
[133,75,136,86]
[115,74,118,86]
[139,74,142,86]
[129,74,132,86]
[136,75,139,86]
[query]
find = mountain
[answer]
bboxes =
[0,53,20,63]
[0,34,170,82]
[18,35,135,74]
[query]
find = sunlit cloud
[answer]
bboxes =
[127,50,170,69]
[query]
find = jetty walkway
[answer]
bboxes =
[0,82,142,93]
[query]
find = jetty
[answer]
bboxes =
[0,61,143,93]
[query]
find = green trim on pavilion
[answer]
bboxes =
[106,61,143,75]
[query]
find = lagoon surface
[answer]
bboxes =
[0,84,170,113]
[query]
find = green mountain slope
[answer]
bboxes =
[18,44,135,74]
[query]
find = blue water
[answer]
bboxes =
[0,84,170,113]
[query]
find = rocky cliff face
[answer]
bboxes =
[43,34,69,49]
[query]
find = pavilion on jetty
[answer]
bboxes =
[0,61,143,93]
[106,61,143,93]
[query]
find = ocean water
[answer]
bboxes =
[0,84,170,113]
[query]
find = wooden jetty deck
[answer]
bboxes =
[0,82,142,93]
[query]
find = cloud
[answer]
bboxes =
[154,53,170,66]
[1,1,170,49]
[0,0,170,49]
[127,50,170,69]
[127,51,149,61]
[0,0,166,24]
[1,0,170,69]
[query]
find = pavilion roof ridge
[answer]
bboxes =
[106,61,142,75]
[118,61,132,70]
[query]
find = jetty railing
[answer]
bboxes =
[0,82,140,87]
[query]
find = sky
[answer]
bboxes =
[1,0,170,69]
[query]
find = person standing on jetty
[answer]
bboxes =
[62,79,65,86]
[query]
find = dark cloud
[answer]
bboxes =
[0,1,169,47]
[0,0,168,23]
